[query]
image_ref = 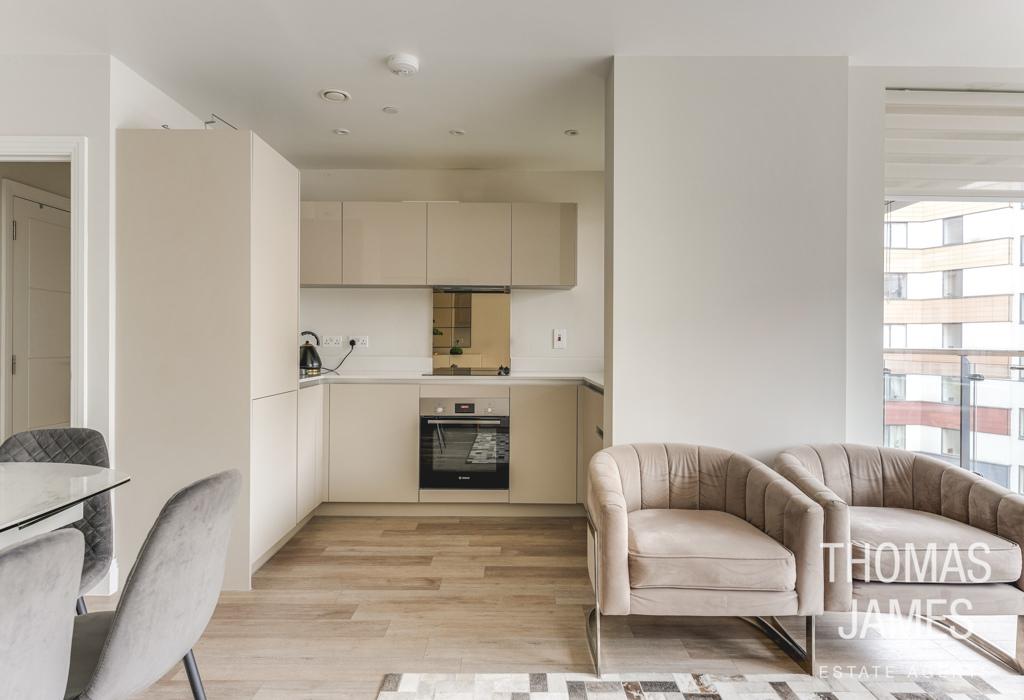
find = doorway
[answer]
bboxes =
[1,168,72,440]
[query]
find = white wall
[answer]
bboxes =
[0,55,201,452]
[300,288,433,372]
[300,169,604,373]
[0,163,70,197]
[607,56,849,461]
[0,55,115,442]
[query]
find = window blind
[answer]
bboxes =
[885,89,1024,199]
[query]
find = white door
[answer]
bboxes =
[6,194,71,435]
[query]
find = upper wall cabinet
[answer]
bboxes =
[511,203,577,288]
[426,203,512,287]
[299,200,578,288]
[342,202,427,286]
[300,202,343,286]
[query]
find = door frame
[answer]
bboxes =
[0,137,87,438]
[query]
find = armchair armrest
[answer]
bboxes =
[774,455,851,612]
[586,450,631,616]
[998,494,1024,591]
[749,464,824,615]
[910,453,1024,591]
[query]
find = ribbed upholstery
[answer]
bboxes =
[774,443,1024,612]
[0,429,112,595]
[587,443,823,617]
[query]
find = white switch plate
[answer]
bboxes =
[323,335,344,347]
[552,328,567,350]
[350,335,370,348]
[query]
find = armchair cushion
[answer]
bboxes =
[850,506,1021,584]
[627,509,796,592]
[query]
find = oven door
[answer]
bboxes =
[420,415,510,489]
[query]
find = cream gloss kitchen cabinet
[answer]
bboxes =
[329,383,419,502]
[342,202,427,285]
[300,201,343,285]
[115,129,299,590]
[511,203,577,288]
[426,203,511,287]
[509,384,578,504]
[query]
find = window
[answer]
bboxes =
[884,273,907,300]
[884,373,906,401]
[942,269,963,298]
[943,216,964,245]
[1020,294,1024,324]
[884,324,907,348]
[1019,410,1024,440]
[885,222,907,249]
[942,322,962,349]
[942,428,961,457]
[884,425,906,450]
[941,376,961,405]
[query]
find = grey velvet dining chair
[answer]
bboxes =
[64,469,241,700]
[0,428,112,613]
[0,529,85,700]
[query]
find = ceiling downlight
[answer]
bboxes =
[319,89,351,102]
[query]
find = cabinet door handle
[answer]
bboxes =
[595,426,604,439]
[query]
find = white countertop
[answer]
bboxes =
[300,370,603,391]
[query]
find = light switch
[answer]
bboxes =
[552,328,567,350]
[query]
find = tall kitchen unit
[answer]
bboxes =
[115,129,299,590]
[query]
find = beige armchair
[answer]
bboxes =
[586,443,824,675]
[774,444,1024,673]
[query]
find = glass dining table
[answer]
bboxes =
[0,462,130,550]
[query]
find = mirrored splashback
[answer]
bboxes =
[432,289,510,374]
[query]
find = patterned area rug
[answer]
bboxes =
[376,671,1024,699]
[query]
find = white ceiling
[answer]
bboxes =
[5,1,1024,170]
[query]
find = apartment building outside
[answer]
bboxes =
[883,201,1024,491]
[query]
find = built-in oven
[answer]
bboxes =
[419,398,510,490]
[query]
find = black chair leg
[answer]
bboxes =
[183,649,207,700]
[75,597,88,615]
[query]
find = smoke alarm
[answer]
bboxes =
[387,53,420,77]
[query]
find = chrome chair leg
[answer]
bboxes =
[584,510,602,677]
[742,615,816,675]
[917,614,1024,674]
[183,649,207,700]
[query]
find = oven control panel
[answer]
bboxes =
[419,398,510,417]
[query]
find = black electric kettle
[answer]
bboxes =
[299,331,322,376]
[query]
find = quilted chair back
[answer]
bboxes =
[775,443,1009,523]
[594,443,799,534]
[0,428,112,592]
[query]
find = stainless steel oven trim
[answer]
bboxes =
[426,419,502,426]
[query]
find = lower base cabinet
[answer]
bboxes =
[329,383,419,502]
[510,384,578,504]
[251,391,298,560]
[577,385,604,504]
[297,385,328,519]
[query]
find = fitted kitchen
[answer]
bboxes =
[115,131,606,590]
[299,198,605,511]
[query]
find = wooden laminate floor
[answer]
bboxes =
[87,516,1017,699]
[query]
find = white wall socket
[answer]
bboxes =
[552,328,567,350]
[322,335,344,347]
[350,335,370,348]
